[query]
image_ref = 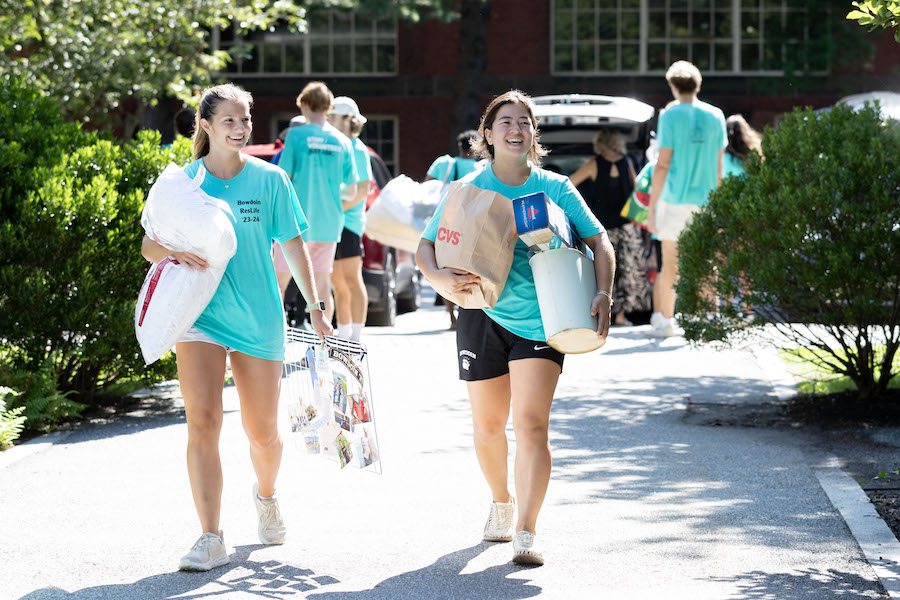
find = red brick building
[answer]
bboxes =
[224,0,900,180]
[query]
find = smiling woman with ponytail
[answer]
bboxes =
[140,82,332,572]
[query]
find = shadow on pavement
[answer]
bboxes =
[308,543,541,600]
[707,568,888,599]
[17,544,342,599]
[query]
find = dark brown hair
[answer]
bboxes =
[193,84,253,160]
[726,114,763,162]
[472,90,547,165]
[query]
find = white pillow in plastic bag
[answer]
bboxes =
[364,175,444,253]
[135,162,237,364]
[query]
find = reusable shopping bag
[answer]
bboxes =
[433,181,517,309]
[135,163,237,364]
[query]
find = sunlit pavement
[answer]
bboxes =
[0,287,890,599]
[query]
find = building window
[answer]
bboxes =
[219,9,397,76]
[551,0,821,75]
[359,117,398,177]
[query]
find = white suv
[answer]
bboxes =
[531,94,656,175]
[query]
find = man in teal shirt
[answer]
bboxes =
[278,82,358,322]
[646,61,727,338]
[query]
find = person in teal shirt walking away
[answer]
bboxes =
[327,96,373,342]
[417,90,615,566]
[646,60,727,338]
[140,83,332,572]
[277,82,359,323]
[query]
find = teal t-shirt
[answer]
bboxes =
[657,100,728,206]
[427,155,479,183]
[422,164,605,341]
[343,137,374,237]
[722,152,746,179]
[279,123,358,242]
[184,156,309,361]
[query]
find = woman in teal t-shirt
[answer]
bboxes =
[724,114,763,179]
[417,90,616,566]
[140,84,331,572]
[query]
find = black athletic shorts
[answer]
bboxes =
[334,228,363,260]
[455,308,564,381]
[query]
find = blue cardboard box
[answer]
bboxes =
[512,192,579,252]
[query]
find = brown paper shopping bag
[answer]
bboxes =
[434,182,518,309]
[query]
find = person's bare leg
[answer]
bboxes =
[652,240,679,319]
[509,358,560,534]
[230,352,284,498]
[332,259,353,328]
[176,342,227,535]
[345,256,368,326]
[467,375,513,503]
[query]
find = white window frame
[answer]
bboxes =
[216,9,398,77]
[550,0,821,76]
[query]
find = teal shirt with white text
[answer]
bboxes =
[279,123,358,242]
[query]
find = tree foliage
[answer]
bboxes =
[676,103,900,401]
[848,0,900,41]
[0,0,459,136]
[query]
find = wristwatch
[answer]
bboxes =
[306,301,326,313]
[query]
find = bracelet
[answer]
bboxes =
[596,290,614,305]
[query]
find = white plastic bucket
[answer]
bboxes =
[529,248,604,354]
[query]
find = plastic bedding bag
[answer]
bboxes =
[135,163,237,364]
[363,175,444,253]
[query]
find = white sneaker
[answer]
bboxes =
[512,530,544,566]
[179,532,229,571]
[648,316,677,338]
[253,483,286,545]
[483,497,515,542]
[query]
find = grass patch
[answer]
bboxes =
[779,346,900,395]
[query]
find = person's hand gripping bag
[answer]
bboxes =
[433,181,518,309]
[135,163,237,364]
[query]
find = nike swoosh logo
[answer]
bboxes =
[534,345,551,351]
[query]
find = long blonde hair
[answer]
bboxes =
[192,84,254,160]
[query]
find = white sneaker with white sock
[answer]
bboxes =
[253,483,286,545]
[179,531,229,571]
[648,313,677,338]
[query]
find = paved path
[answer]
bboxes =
[0,291,891,599]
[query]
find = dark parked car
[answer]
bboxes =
[241,142,419,326]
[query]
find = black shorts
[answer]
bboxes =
[334,228,363,260]
[455,308,564,381]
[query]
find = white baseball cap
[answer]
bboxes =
[330,96,367,123]
[289,115,306,127]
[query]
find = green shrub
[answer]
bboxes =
[0,74,92,224]
[677,103,900,400]
[0,387,27,450]
[0,80,190,403]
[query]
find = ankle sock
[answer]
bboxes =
[350,323,363,342]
